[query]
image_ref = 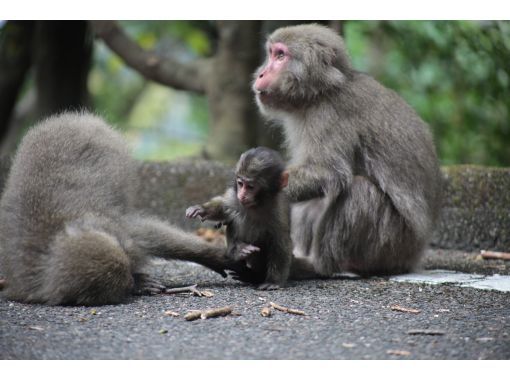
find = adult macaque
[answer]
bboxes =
[186,147,292,290]
[0,112,242,305]
[251,24,442,278]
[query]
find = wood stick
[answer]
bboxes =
[184,306,233,321]
[387,350,411,356]
[407,329,445,336]
[390,305,421,314]
[200,306,232,320]
[165,284,203,296]
[184,310,202,321]
[260,306,272,317]
[481,250,510,261]
[269,302,306,316]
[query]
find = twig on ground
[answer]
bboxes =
[260,306,272,317]
[185,306,233,321]
[269,302,306,316]
[407,329,445,336]
[481,250,510,261]
[390,305,421,314]
[164,284,212,297]
[387,349,411,356]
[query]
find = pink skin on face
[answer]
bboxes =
[254,42,290,94]
[237,178,257,208]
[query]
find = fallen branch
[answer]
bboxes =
[185,306,233,321]
[269,302,306,316]
[407,329,445,336]
[164,284,212,297]
[481,250,510,261]
[390,305,421,314]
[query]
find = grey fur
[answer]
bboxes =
[0,112,236,305]
[186,147,292,290]
[253,24,442,277]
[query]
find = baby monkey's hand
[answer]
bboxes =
[185,205,207,221]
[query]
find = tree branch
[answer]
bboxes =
[90,21,210,94]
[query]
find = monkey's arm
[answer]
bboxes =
[122,215,246,277]
[186,189,238,223]
[285,165,347,203]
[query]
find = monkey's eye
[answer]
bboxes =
[246,184,254,191]
[236,179,243,187]
[276,50,285,60]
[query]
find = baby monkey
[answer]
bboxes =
[186,147,291,290]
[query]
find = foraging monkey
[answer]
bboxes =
[186,147,292,290]
[0,112,241,305]
[250,24,442,278]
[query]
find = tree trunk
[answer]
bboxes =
[34,21,93,119]
[204,21,263,162]
[0,21,35,144]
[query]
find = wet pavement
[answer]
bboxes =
[1,249,509,359]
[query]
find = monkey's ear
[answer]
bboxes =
[280,171,289,189]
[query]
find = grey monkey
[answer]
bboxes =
[186,147,292,290]
[0,112,240,305]
[250,24,442,279]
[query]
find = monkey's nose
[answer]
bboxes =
[259,73,264,78]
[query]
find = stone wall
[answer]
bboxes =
[431,165,510,251]
[0,159,508,252]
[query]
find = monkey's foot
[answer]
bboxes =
[132,273,166,295]
[257,283,281,291]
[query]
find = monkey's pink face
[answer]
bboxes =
[236,177,259,208]
[254,42,290,103]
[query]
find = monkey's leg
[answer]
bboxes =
[316,176,423,276]
[40,229,134,306]
[289,256,328,280]
[123,215,241,277]
[291,199,325,258]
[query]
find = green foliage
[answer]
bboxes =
[345,21,510,166]
[89,21,509,165]
[89,21,211,160]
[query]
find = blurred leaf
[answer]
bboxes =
[346,20,510,166]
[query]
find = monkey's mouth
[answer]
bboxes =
[240,200,257,208]
[256,90,270,103]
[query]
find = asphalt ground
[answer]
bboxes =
[1,249,509,359]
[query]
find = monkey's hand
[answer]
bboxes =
[185,205,208,222]
[237,243,260,260]
[227,243,262,284]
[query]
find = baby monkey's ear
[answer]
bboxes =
[280,170,289,189]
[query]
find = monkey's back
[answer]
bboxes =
[351,73,442,236]
[0,112,137,300]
